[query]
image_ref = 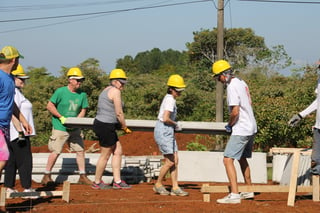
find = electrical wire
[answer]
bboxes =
[0,0,212,23]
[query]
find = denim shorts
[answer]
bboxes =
[154,121,178,155]
[224,135,255,160]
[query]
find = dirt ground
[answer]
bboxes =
[3,131,320,212]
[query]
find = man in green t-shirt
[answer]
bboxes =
[41,67,92,185]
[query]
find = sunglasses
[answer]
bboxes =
[75,79,84,83]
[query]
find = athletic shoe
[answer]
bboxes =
[91,181,112,190]
[240,192,254,199]
[22,188,40,199]
[170,187,189,196]
[113,180,131,189]
[217,193,241,204]
[153,185,170,195]
[311,165,320,175]
[6,188,18,199]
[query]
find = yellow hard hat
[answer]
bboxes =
[167,74,186,89]
[212,60,231,76]
[67,67,84,79]
[11,64,29,79]
[109,69,127,79]
[0,46,24,59]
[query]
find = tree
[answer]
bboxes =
[186,28,291,72]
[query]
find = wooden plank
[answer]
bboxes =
[0,187,6,207]
[202,184,210,202]
[270,147,312,155]
[287,150,300,207]
[200,185,313,193]
[313,175,320,202]
[62,181,70,203]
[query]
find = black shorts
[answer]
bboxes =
[93,119,119,148]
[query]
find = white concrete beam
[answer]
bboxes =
[65,117,228,134]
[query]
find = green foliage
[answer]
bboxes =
[186,142,207,151]
[22,27,315,153]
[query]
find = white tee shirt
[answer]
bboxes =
[299,79,320,129]
[157,94,177,122]
[10,88,36,141]
[227,77,257,135]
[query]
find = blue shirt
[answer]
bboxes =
[0,70,15,128]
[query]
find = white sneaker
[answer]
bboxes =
[6,188,18,199]
[217,193,241,204]
[22,188,40,199]
[240,192,254,199]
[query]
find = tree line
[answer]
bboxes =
[21,28,316,152]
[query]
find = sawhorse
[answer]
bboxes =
[201,148,319,207]
[0,181,70,207]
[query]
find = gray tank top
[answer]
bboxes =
[95,87,117,123]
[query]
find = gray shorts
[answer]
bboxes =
[224,135,255,160]
[48,129,84,154]
[154,121,178,155]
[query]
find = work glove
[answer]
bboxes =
[288,114,302,127]
[225,125,232,133]
[175,121,183,132]
[18,131,26,142]
[122,127,132,134]
[59,116,66,124]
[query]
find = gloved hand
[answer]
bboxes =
[122,127,132,134]
[175,121,183,131]
[225,125,232,133]
[18,131,26,142]
[59,116,66,124]
[288,114,302,127]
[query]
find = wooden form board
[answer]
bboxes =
[0,181,70,207]
[201,148,319,207]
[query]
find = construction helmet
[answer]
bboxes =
[109,69,127,79]
[212,60,231,76]
[67,67,84,79]
[167,74,186,89]
[0,46,24,59]
[11,64,29,79]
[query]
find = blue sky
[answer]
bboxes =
[1,0,319,76]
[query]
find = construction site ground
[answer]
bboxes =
[2,131,320,212]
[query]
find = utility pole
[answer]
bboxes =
[214,0,225,151]
[216,0,224,122]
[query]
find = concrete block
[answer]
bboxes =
[178,151,267,183]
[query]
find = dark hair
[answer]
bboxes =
[167,87,175,94]
[0,53,11,64]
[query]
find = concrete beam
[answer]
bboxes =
[64,117,228,134]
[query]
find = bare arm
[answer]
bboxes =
[111,88,127,129]
[11,115,23,132]
[13,102,32,134]
[162,110,176,126]
[228,105,240,127]
[77,108,86,118]
[47,101,62,118]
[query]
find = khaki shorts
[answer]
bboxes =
[48,129,84,154]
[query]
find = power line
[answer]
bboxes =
[0,0,211,23]
[238,0,320,4]
[0,0,149,12]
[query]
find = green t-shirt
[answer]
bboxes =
[50,86,89,131]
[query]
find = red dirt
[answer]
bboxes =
[3,131,320,212]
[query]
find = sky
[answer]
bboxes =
[1,0,320,76]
